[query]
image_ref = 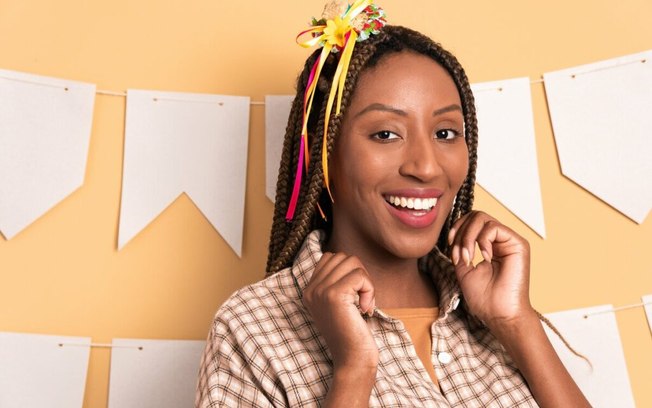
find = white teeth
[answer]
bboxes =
[386,195,438,210]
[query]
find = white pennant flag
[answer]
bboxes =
[119,90,250,255]
[544,50,652,223]
[544,305,635,407]
[472,77,546,238]
[108,338,205,408]
[0,69,95,239]
[265,95,294,201]
[0,332,91,408]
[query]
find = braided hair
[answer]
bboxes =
[266,25,478,276]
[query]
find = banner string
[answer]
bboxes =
[4,57,646,102]
[583,301,652,319]
[58,342,143,350]
[570,58,646,79]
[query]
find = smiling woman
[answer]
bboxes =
[196,2,590,407]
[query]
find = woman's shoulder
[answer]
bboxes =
[210,266,307,336]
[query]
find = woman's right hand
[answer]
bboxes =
[303,252,379,378]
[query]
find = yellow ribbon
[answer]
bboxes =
[295,0,373,203]
[321,29,358,200]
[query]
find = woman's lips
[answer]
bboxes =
[383,191,442,229]
[385,195,438,211]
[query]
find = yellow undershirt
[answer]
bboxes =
[384,307,440,387]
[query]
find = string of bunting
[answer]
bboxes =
[4,58,645,102]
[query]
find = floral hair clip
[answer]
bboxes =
[286,0,387,221]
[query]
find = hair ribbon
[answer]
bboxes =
[287,0,385,221]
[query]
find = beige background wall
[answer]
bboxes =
[0,1,650,406]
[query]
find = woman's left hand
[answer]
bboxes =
[448,210,535,330]
[449,211,592,407]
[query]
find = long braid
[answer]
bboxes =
[266,34,382,275]
[270,100,330,274]
[435,50,478,253]
[266,95,302,272]
[266,50,322,273]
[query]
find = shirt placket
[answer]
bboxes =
[430,293,463,405]
[371,309,452,407]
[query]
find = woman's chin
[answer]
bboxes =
[382,236,439,261]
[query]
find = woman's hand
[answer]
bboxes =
[448,211,535,330]
[303,253,378,407]
[449,211,592,407]
[303,252,378,369]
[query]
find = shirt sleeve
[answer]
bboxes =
[195,316,282,408]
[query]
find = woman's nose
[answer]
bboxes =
[398,134,443,182]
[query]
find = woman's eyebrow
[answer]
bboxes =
[353,103,463,118]
[354,103,408,118]
[433,104,463,117]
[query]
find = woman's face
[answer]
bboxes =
[328,50,468,261]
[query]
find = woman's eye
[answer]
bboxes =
[372,130,400,141]
[435,129,460,140]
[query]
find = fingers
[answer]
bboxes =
[448,211,522,266]
[313,253,365,286]
[331,268,376,315]
[310,252,348,286]
[448,211,483,266]
[305,252,376,315]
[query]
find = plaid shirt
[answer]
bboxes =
[196,230,538,407]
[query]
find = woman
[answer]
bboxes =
[197,2,590,406]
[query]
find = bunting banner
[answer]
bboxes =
[0,332,91,408]
[473,77,546,238]
[118,90,250,256]
[544,50,652,223]
[108,338,205,408]
[544,305,636,407]
[0,69,95,239]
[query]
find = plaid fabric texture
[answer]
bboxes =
[196,230,538,407]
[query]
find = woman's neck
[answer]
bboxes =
[324,235,439,309]
[367,261,439,309]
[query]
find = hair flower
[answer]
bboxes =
[287,0,387,221]
[323,15,353,49]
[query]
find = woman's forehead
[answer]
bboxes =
[349,51,462,112]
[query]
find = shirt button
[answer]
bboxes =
[452,296,460,310]
[438,351,452,364]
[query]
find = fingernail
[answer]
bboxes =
[481,250,492,263]
[448,228,455,245]
[366,303,375,317]
[452,245,460,265]
[462,247,471,266]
